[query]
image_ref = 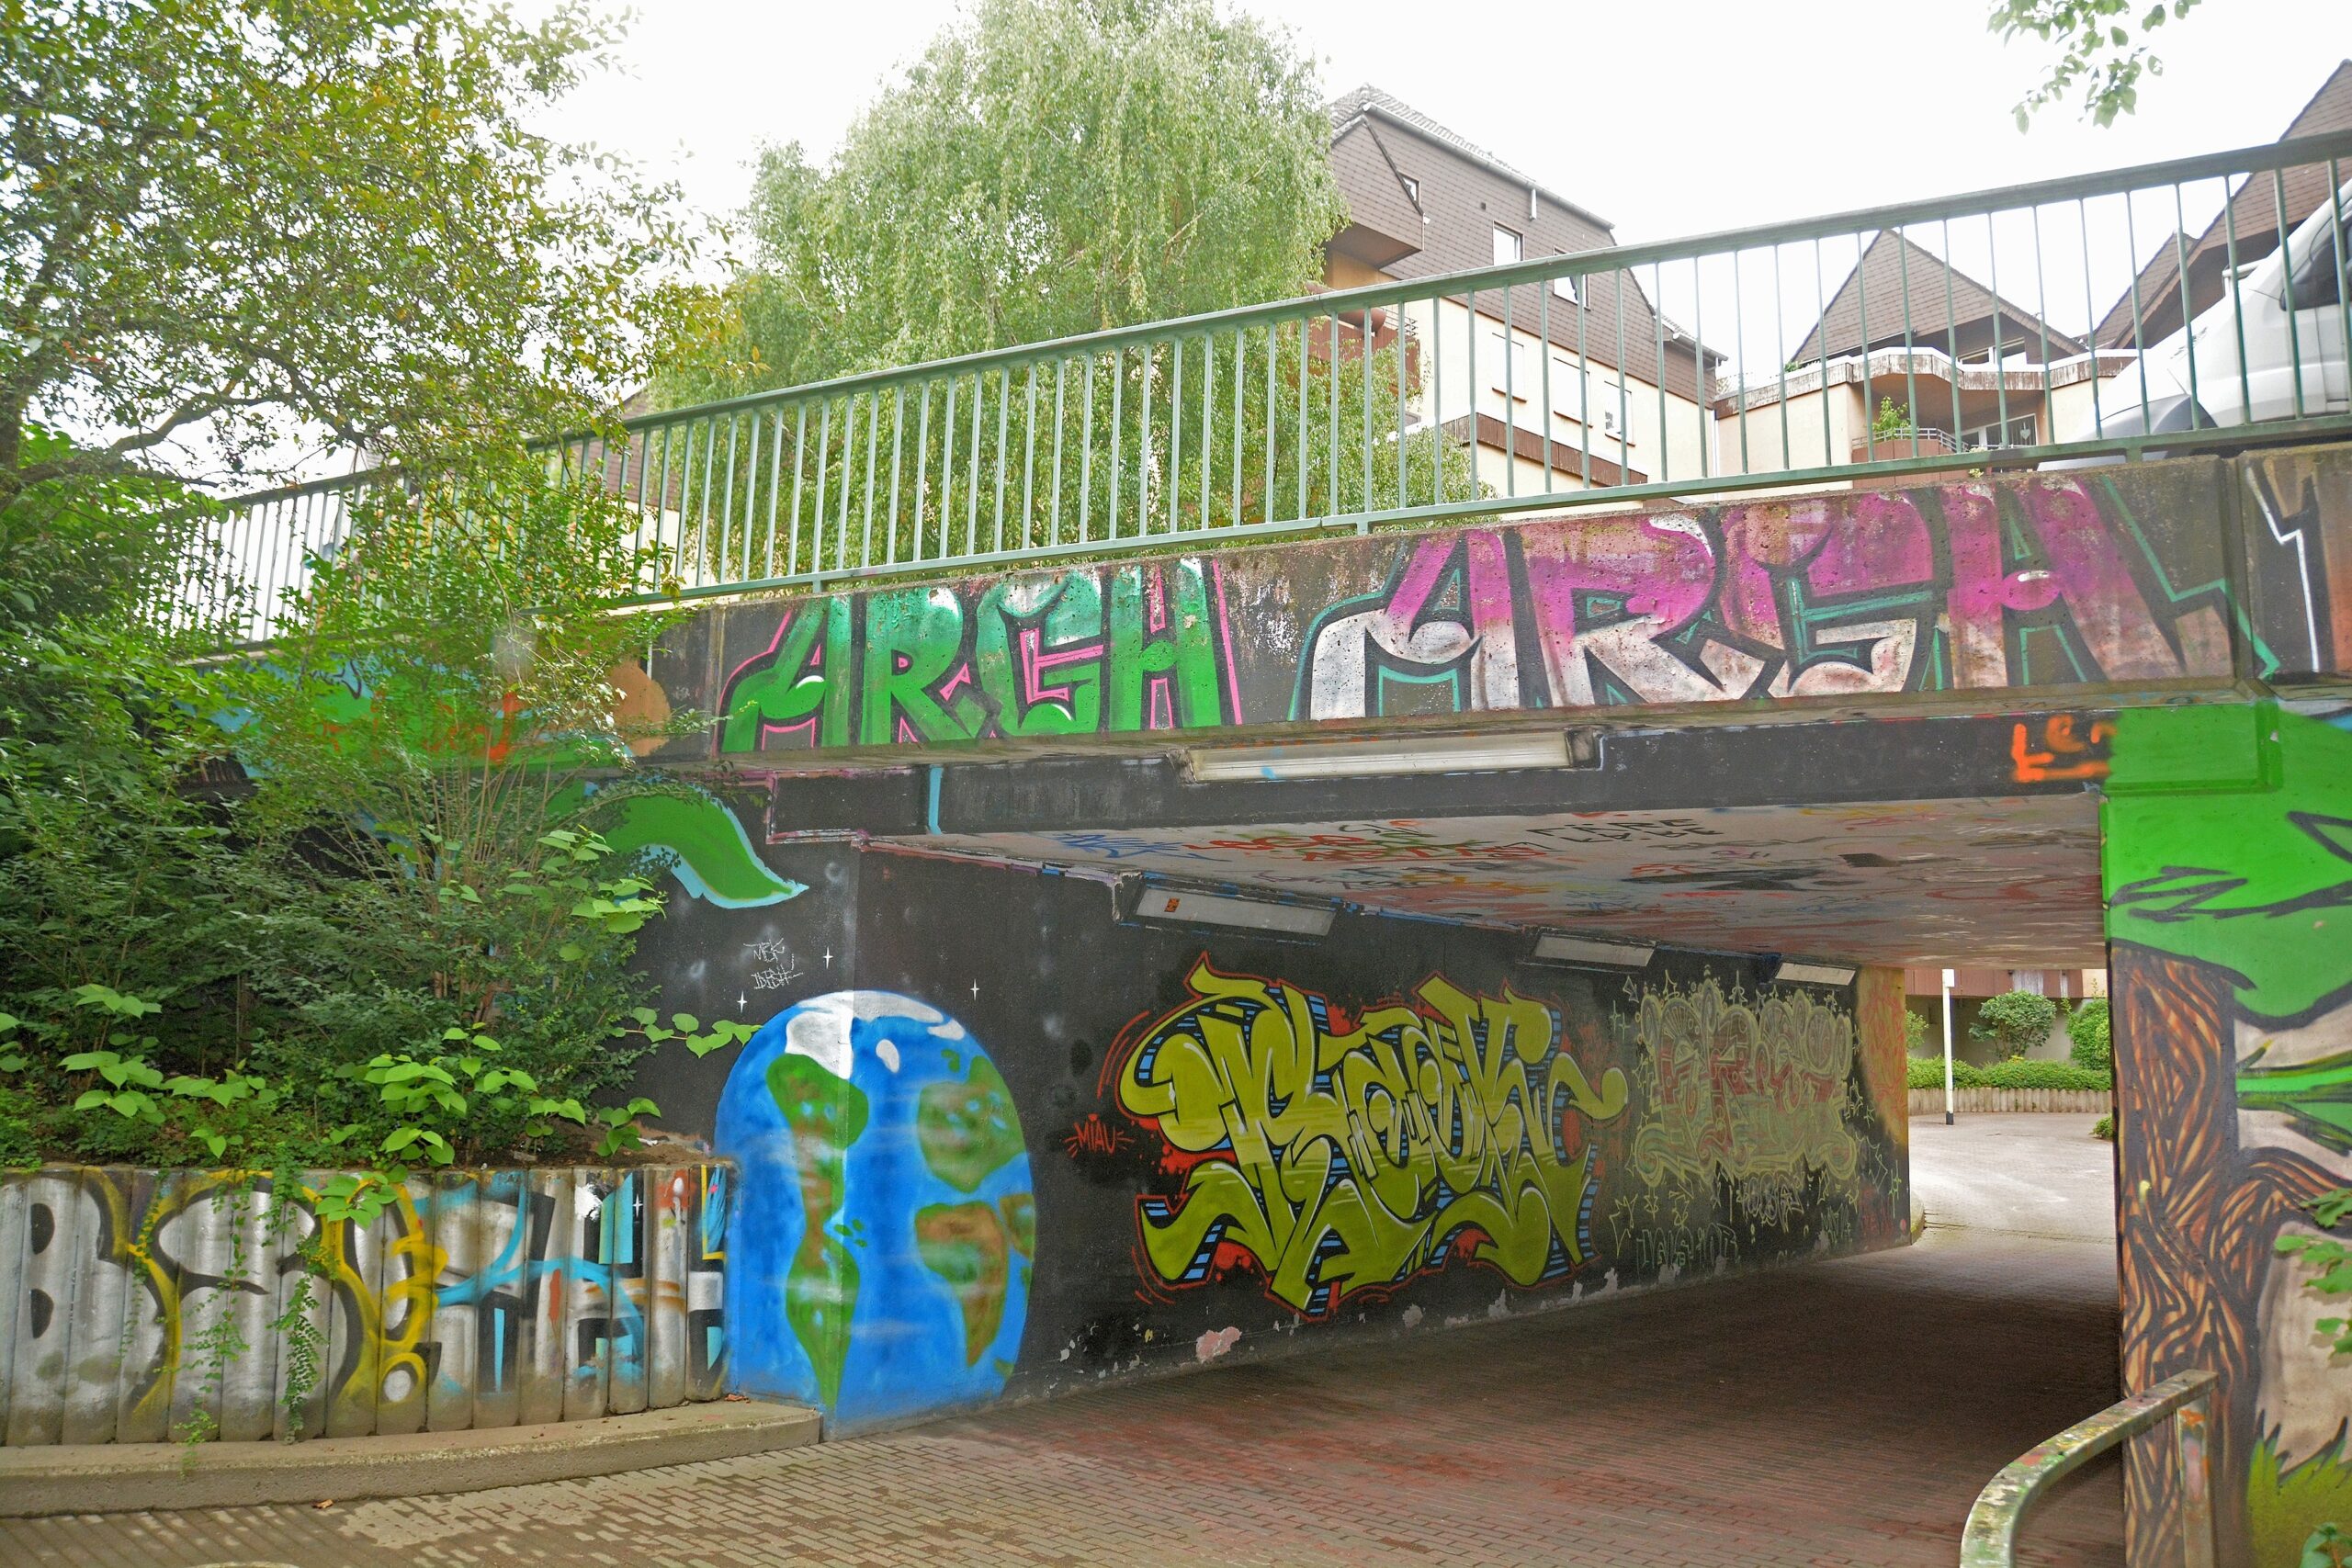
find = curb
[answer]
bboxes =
[0,1399,820,1517]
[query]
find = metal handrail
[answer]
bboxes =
[189,129,2352,645]
[1960,1369,2216,1568]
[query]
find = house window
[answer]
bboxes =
[1552,272,1578,305]
[1400,175,1419,207]
[1492,225,1521,267]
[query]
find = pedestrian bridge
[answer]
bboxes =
[209,130,2352,1568]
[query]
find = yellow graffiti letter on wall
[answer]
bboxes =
[1116,959,1628,1315]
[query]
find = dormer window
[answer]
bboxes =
[1492,225,1521,267]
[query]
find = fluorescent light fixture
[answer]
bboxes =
[1134,888,1336,939]
[1182,729,1588,784]
[1528,933,1656,969]
[1772,960,1858,987]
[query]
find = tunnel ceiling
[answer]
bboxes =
[886,793,2105,969]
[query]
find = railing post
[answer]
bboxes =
[2175,1389,2215,1568]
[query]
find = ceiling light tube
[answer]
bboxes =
[1131,887,1336,939]
[1528,933,1656,969]
[1772,960,1858,987]
[1182,730,1578,784]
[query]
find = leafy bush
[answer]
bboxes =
[2068,998,2113,1072]
[1972,989,2060,1056]
[0,450,751,1177]
[1905,1055,2112,1091]
[1905,1009,1931,1055]
[2093,1113,2116,1142]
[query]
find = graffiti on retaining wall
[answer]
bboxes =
[1624,978,1860,1196]
[1293,479,2236,721]
[2105,705,2352,1568]
[0,1164,728,1446]
[717,558,1236,751]
[654,454,2334,761]
[713,992,1035,1427]
[1113,958,1630,1316]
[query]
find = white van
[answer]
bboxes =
[2068,184,2349,442]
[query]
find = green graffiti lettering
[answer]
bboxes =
[720,600,852,751]
[1107,560,1225,731]
[859,588,986,746]
[975,575,1103,738]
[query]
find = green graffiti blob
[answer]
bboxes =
[915,1057,1023,1194]
[768,1052,868,1408]
[2105,706,2352,1026]
[593,789,806,908]
[913,1201,1011,1368]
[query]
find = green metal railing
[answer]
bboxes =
[1961,1369,2216,1568]
[199,130,2352,641]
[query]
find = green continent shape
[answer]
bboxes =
[916,1056,1023,1193]
[914,1201,1010,1368]
[2104,706,2352,1023]
[600,790,806,908]
[769,1052,868,1407]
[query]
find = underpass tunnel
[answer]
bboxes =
[604,446,2351,1568]
[629,705,2129,1499]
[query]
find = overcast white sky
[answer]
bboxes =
[546,0,2343,250]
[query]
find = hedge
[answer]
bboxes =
[1905,1055,2113,1091]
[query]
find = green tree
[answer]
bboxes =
[2066,997,2112,1071]
[674,0,1347,396]
[0,0,703,506]
[1989,0,2207,129]
[1971,988,2061,1057]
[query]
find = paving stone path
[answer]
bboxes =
[0,1114,2124,1567]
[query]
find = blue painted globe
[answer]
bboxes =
[714,992,1034,1427]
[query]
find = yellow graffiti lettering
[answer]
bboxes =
[1116,959,1627,1314]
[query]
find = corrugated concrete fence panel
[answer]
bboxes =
[59,1169,126,1446]
[115,1169,178,1445]
[516,1167,572,1427]
[270,1179,330,1442]
[0,1165,735,1446]
[647,1166,690,1411]
[9,1171,85,1445]
[562,1168,614,1424]
[425,1171,479,1434]
[606,1168,650,1417]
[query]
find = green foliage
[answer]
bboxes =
[675,0,1344,397]
[1988,0,2207,129]
[0,447,746,1171]
[2066,998,2112,1072]
[1905,1055,2113,1090]
[1971,989,2060,1057]
[1904,1008,1932,1055]
[2280,1189,2352,1358]
[2,0,702,504]
[1871,397,1914,442]
[2092,1112,2116,1141]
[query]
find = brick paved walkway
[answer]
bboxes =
[0,1116,2124,1567]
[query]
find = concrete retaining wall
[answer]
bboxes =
[0,1163,730,1446]
[1906,1088,2112,1114]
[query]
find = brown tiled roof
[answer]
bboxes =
[1327,85,1611,231]
[2092,60,2352,349]
[1794,231,2085,364]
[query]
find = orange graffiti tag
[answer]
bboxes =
[2009,715,2114,784]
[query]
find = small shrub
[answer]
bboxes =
[1972,989,2060,1057]
[2093,1113,2116,1142]
[2068,998,2112,1072]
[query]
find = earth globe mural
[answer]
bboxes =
[714,992,1035,1427]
